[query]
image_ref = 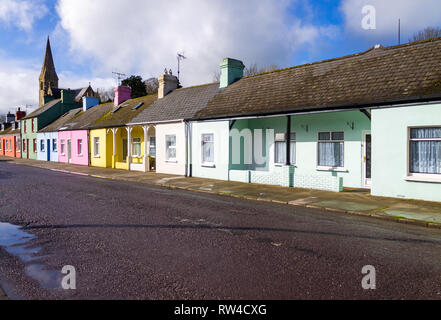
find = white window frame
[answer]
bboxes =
[40,139,45,152]
[149,136,156,158]
[60,139,66,156]
[317,131,345,171]
[77,139,83,156]
[132,137,142,157]
[201,133,215,167]
[274,133,296,165]
[406,126,441,183]
[94,137,100,158]
[165,135,177,163]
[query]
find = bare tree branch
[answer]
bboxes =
[411,27,441,42]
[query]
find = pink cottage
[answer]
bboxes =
[58,97,113,165]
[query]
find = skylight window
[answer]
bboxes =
[132,102,144,110]
[111,106,123,114]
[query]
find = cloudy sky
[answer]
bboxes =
[0,0,441,114]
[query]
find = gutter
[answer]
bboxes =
[127,119,185,126]
[191,96,441,122]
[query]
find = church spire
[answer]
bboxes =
[39,36,59,107]
[40,36,58,81]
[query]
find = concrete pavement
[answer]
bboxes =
[2,155,441,229]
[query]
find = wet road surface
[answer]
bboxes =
[1,160,441,299]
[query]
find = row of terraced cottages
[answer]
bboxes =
[1,38,440,202]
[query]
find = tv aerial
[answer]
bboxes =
[177,52,187,81]
[112,71,127,86]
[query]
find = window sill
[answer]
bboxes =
[405,175,441,183]
[166,160,177,163]
[275,163,296,167]
[201,163,216,168]
[316,166,347,172]
[94,155,100,158]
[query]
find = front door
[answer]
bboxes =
[47,139,51,162]
[362,132,372,188]
[67,139,72,163]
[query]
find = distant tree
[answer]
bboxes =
[122,75,147,99]
[244,63,280,76]
[144,77,159,95]
[212,70,221,82]
[212,63,280,82]
[96,87,114,104]
[411,27,441,42]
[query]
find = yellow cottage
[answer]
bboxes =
[89,86,157,171]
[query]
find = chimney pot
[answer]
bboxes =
[158,73,178,99]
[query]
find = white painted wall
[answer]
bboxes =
[190,121,230,180]
[156,121,187,175]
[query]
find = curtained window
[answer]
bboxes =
[93,138,99,157]
[132,137,141,157]
[53,139,57,152]
[40,140,45,152]
[166,135,176,161]
[318,132,344,168]
[409,127,441,175]
[78,139,83,156]
[202,134,214,164]
[275,133,296,164]
[149,137,156,157]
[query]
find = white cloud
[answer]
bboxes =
[55,0,337,86]
[0,54,39,114]
[341,0,441,40]
[0,0,48,31]
[0,52,114,114]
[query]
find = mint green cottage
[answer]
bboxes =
[190,39,441,202]
[22,36,94,160]
[21,90,80,160]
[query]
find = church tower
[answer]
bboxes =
[39,37,59,107]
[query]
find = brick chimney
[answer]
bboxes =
[158,71,178,99]
[82,96,99,112]
[15,108,26,121]
[114,86,131,106]
[220,58,245,88]
[6,112,15,123]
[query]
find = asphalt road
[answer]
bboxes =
[0,160,441,300]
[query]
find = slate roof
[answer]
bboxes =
[0,124,12,136]
[89,94,157,129]
[39,108,83,133]
[129,83,219,124]
[195,38,441,120]
[59,102,114,131]
[22,99,61,120]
